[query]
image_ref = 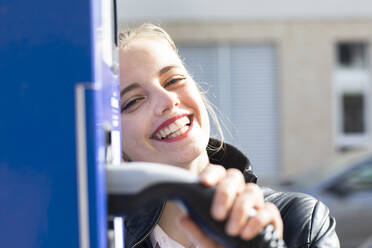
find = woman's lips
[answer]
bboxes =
[151,114,193,142]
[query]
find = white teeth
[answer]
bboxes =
[180,126,188,133]
[174,119,183,127]
[175,118,185,127]
[169,132,178,138]
[181,116,190,125]
[159,129,166,137]
[164,127,171,135]
[169,123,178,132]
[154,115,191,139]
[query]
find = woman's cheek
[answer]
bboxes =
[121,120,138,154]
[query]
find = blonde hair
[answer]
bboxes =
[119,23,177,52]
[119,23,224,153]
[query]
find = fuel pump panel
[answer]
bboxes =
[0,0,120,247]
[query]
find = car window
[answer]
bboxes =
[344,161,372,192]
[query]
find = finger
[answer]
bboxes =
[264,202,283,238]
[212,168,245,220]
[199,164,226,186]
[226,184,265,236]
[179,215,224,248]
[240,202,283,240]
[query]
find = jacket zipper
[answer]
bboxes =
[131,202,166,248]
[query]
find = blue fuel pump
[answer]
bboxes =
[0,0,120,247]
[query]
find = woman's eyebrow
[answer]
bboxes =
[158,65,182,76]
[120,83,140,98]
[120,65,182,97]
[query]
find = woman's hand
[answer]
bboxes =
[179,164,283,248]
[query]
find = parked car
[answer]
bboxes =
[275,150,372,248]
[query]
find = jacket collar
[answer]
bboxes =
[207,138,257,183]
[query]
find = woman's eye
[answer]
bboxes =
[121,97,145,112]
[164,77,186,88]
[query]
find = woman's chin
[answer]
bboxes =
[160,147,209,172]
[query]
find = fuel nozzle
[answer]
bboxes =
[106,162,286,248]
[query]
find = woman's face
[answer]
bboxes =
[119,38,210,168]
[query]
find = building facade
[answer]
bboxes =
[118,0,372,181]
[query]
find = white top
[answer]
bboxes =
[150,225,198,248]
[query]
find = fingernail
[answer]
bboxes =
[247,208,257,218]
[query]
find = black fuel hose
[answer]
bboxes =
[106,162,286,248]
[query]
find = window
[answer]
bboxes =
[337,42,368,69]
[178,44,279,178]
[334,41,371,149]
[344,161,372,192]
[343,94,365,133]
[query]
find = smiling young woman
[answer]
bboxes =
[119,24,340,248]
[119,36,210,172]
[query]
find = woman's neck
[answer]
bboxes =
[182,150,210,174]
[158,201,193,247]
[158,151,209,247]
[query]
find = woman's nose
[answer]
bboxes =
[154,89,180,116]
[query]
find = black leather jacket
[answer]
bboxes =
[124,139,340,248]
